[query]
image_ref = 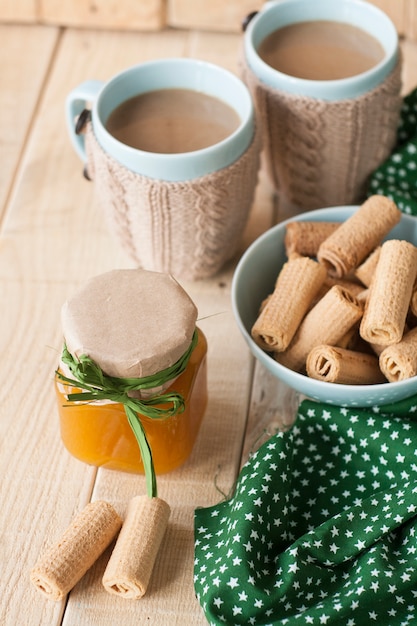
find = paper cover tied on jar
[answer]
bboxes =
[54,269,208,493]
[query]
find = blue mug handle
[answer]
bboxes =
[65,80,103,162]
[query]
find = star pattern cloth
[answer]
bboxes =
[368,87,417,215]
[194,397,417,625]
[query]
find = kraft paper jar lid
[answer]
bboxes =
[61,269,198,378]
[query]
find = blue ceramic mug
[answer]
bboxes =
[66,57,255,182]
[244,0,399,101]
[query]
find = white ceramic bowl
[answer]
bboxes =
[231,205,417,407]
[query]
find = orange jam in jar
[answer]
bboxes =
[54,269,208,475]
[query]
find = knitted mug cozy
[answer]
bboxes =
[241,54,403,211]
[85,124,261,280]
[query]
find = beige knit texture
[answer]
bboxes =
[241,54,402,210]
[85,124,261,280]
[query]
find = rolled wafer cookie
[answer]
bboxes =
[324,276,365,297]
[379,327,417,381]
[308,277,364,311]
[317,195,401,278]
[368,323,411,357]
[276,285,364,372]
[306,344,386,384]
[355,246,381,287]
[102,496,170,599]
[30,501,122,600]
[335,323,360,351]
[360,239,417,345]
[356,289,369,304]
[251,256,326,352]
[284,221,339,257]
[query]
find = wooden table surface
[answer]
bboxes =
[2,23,417,626]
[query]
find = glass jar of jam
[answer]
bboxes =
[55,269,208,484]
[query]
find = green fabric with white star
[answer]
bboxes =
[368,87,417,215]
[194,396,417,625]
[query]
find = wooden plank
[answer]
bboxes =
[40,0,166,30]
[0,28,187,284]
[405,0,417,42]
[0,280,98,626]
[186,29,243,73]
[240,364,299,469]
[369,0,406,35]
[0,0,410,37]
[0,0,37,21]
[401,38,417,93]
[167,0,406,34]
[0,24,58,221]
[168,0,263,32]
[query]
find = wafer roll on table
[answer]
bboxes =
[276,285,364,372]
[317,195,401,278]
[284,221,339,258]
[30,501,122,600]
[360,239,417,345]
[306,345,386,384]
[251,256,326,352]
[379,327,417,381]
[102,495,170,599]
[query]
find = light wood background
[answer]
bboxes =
[1,8,417,626]
[0,0,415,37]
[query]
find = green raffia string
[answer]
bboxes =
[56,330,199,499]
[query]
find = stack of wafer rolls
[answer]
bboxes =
[276,286,363,372]
[30,501,122,600]
[251,195,417,385]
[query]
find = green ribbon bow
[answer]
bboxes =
[56,330,198,498]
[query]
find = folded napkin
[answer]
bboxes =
[194,396,417,624]
[368,86,417,215]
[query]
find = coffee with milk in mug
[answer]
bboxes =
[257,21,385,81]
[105,88,241,154]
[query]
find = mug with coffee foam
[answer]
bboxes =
[242,0,402,212]
[66,58,261,280]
